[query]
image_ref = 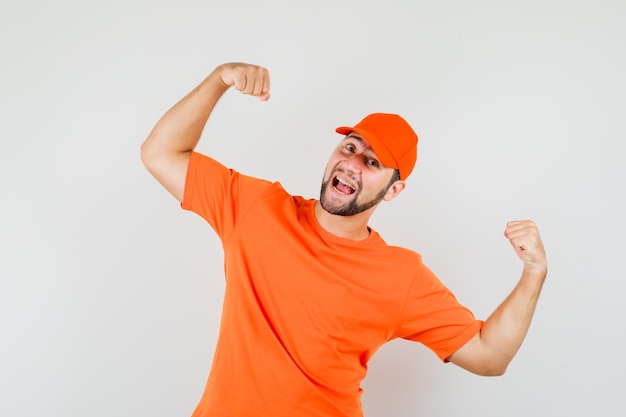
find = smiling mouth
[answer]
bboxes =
[332,176,356,195]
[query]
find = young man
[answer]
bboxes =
[141,62,547,417]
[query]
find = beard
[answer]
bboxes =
[319,175,389,217]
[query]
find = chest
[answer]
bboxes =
[222,199,412,344]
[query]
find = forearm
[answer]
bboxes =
[479,265,547,374]
[140,62,270,202]
[447,220,547,376]
[141,68,229,158]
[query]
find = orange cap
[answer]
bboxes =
[335,113,419,179]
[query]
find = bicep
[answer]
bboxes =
[446,331,506,376]
[141,144,191,203]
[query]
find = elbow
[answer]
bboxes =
[140,139,160,172]
[140,140,152,168]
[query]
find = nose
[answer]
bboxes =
[342,154,363,174]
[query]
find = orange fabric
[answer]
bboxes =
[182,152,483,417]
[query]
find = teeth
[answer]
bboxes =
[337,177,356,190]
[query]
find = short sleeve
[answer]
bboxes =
[397,263,484,362]
[181,151,273,239]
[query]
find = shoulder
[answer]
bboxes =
[192,151,285,194]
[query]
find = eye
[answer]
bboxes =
[367,158,380,167]
[345,144,356,153]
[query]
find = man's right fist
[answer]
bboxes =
[218,62,270,101]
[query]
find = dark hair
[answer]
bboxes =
[390,169,400,184]
[386,169,400,189]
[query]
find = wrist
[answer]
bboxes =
[522,262,547,280]
[206,66,231,90]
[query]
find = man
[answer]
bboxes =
[141,62,547,417]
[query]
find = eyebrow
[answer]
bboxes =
[345,134,365,143]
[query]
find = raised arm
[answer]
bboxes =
[140,62,270,202]
[446,220,547,376]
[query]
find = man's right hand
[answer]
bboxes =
[218,63,271,101]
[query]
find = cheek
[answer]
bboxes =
[362,174,388,194]
[325,154,342,173]
[322,164,334,184]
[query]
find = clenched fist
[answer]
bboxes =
[504,220,547,273]
[218,62,270,101]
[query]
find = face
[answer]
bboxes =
[319,134,401,217]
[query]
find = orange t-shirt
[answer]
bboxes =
[182,152,483,417]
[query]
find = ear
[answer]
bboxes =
[383,180,406,202]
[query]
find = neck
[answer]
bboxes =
[313,201,373,241]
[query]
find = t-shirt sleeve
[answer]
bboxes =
[180,151,273,239]
[397,262,484,362]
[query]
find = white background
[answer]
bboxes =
[1,1,625,416]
